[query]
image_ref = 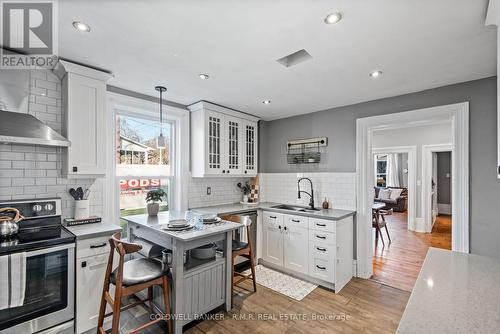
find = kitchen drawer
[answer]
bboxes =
[263,211,284,225]
[309,240,335,260]
[309,229,336,245]
[309,218,335,234]
[309,257,334,282]
[76,235,111,259]
[284,214,309,229]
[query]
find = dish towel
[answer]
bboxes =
[0,252,27,310]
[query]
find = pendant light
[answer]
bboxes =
[155,85,167,148]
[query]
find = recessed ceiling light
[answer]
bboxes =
[262,100,271,105]
[198,74,209,80]
[324,12,342,24]
[72,21,91,32]
[369,70,383,78]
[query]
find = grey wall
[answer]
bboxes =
[259,76,500,257]
[436,152,452,205]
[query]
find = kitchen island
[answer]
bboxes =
[122,211,241,334]
[397,247,500,333]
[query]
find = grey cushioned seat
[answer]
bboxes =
[217,240,248,252]
[110,258,167,286]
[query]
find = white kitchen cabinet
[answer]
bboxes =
[260,211,353,292]
[283,224,309,272]
[54,60,113,177]
[189,101,259,177]
[262,212,283,265]
[75,235,116,334]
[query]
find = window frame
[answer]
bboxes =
[104,93,189,225]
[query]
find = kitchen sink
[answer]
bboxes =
[271,204,320,212]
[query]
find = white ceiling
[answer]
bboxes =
[58,0,496,120]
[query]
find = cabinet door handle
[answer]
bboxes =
[315,235,326,240]
[81,261,87,268]
[316,247,327,252]
[72,166,78,172]
[227,170,230,173]
[316,223,326,227]
[244,170,247,174]
[222,170,226,173]
[284,226,287,231]
[90,243,107,249]
[278,225,281,230]
[269,216,277,219]
[316,265,326,270]
[291,219,300,223]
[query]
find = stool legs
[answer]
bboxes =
[249,253,257,292]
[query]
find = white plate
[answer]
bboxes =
[169,219,188,227]
[162,224,194,231]
[203,217,222,224]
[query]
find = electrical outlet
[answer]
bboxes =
[207,187,211,195]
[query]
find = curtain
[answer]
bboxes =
[386,154,400,187]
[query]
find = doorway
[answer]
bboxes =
[355,102,469,281]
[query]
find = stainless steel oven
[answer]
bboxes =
[0,243,75,334]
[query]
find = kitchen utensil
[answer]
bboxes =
[169,219,188,227]
[76,187,84,200]
[69,188,80,200]
[83,189,90,200]
[0,207,23,237]
[162,249,188,265]
[191,243,217,260]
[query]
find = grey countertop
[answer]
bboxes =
[191,202,355,221]
[122,211,241,242]
[64,222,122,240]
[397,248,500,333]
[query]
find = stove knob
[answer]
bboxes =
[32,204,42,212]
[44,203,54,211]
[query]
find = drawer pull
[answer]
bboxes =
[316,223,326,227]
[90,243,107,249]
[316,265,326,270]
[291,219,300,223]
[269,216,277,219]
[316,247,327,252]
[315,235,327,240]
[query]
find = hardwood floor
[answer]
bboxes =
[371,212,452,292]
[116,278,410,334]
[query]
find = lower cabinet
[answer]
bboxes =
[75,235,116,334]
[261,211,353,292]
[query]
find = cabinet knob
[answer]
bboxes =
[81,261,87,268]
[222,170,226,174]
[244,170,247,174]
[284,226,287,231]
[227,170,230,174]
[72,166,78,172]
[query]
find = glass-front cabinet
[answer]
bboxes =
[190,101,259,177]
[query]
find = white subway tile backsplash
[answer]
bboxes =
[0,69,103,219]
[259,172,356,210]
[188,176,252,208]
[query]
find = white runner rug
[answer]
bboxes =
[243,265,317,301]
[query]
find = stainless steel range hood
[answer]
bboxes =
[0,110,71,147]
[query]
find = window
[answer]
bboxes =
[375,154,387,187]
[116,114,173,234]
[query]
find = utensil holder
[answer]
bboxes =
[74,200,90,219]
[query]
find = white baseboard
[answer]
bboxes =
[414,217,426,233]
[437,203,452,215]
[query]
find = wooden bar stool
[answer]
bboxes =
[97,232,172,334]
[218,214,257,304]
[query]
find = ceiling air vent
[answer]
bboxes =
[276,49,312,67]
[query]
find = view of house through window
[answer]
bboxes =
[116,114,172,232]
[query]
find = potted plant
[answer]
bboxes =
[145,189,166,216]
[237,181,251,202]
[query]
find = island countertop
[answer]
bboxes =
[397,247,500,333]
[191,202,355,221]
[122,211,241,242]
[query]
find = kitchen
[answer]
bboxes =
[2,1,500,334]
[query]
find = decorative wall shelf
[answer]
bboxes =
[286,137,327,164]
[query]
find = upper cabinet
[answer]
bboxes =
[189,101,259,177]
[54,61,113,178]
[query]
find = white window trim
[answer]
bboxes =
[103,92,189,225]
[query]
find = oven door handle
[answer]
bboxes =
[26,243,75,257]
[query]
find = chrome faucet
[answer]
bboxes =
[297,177,315,210]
